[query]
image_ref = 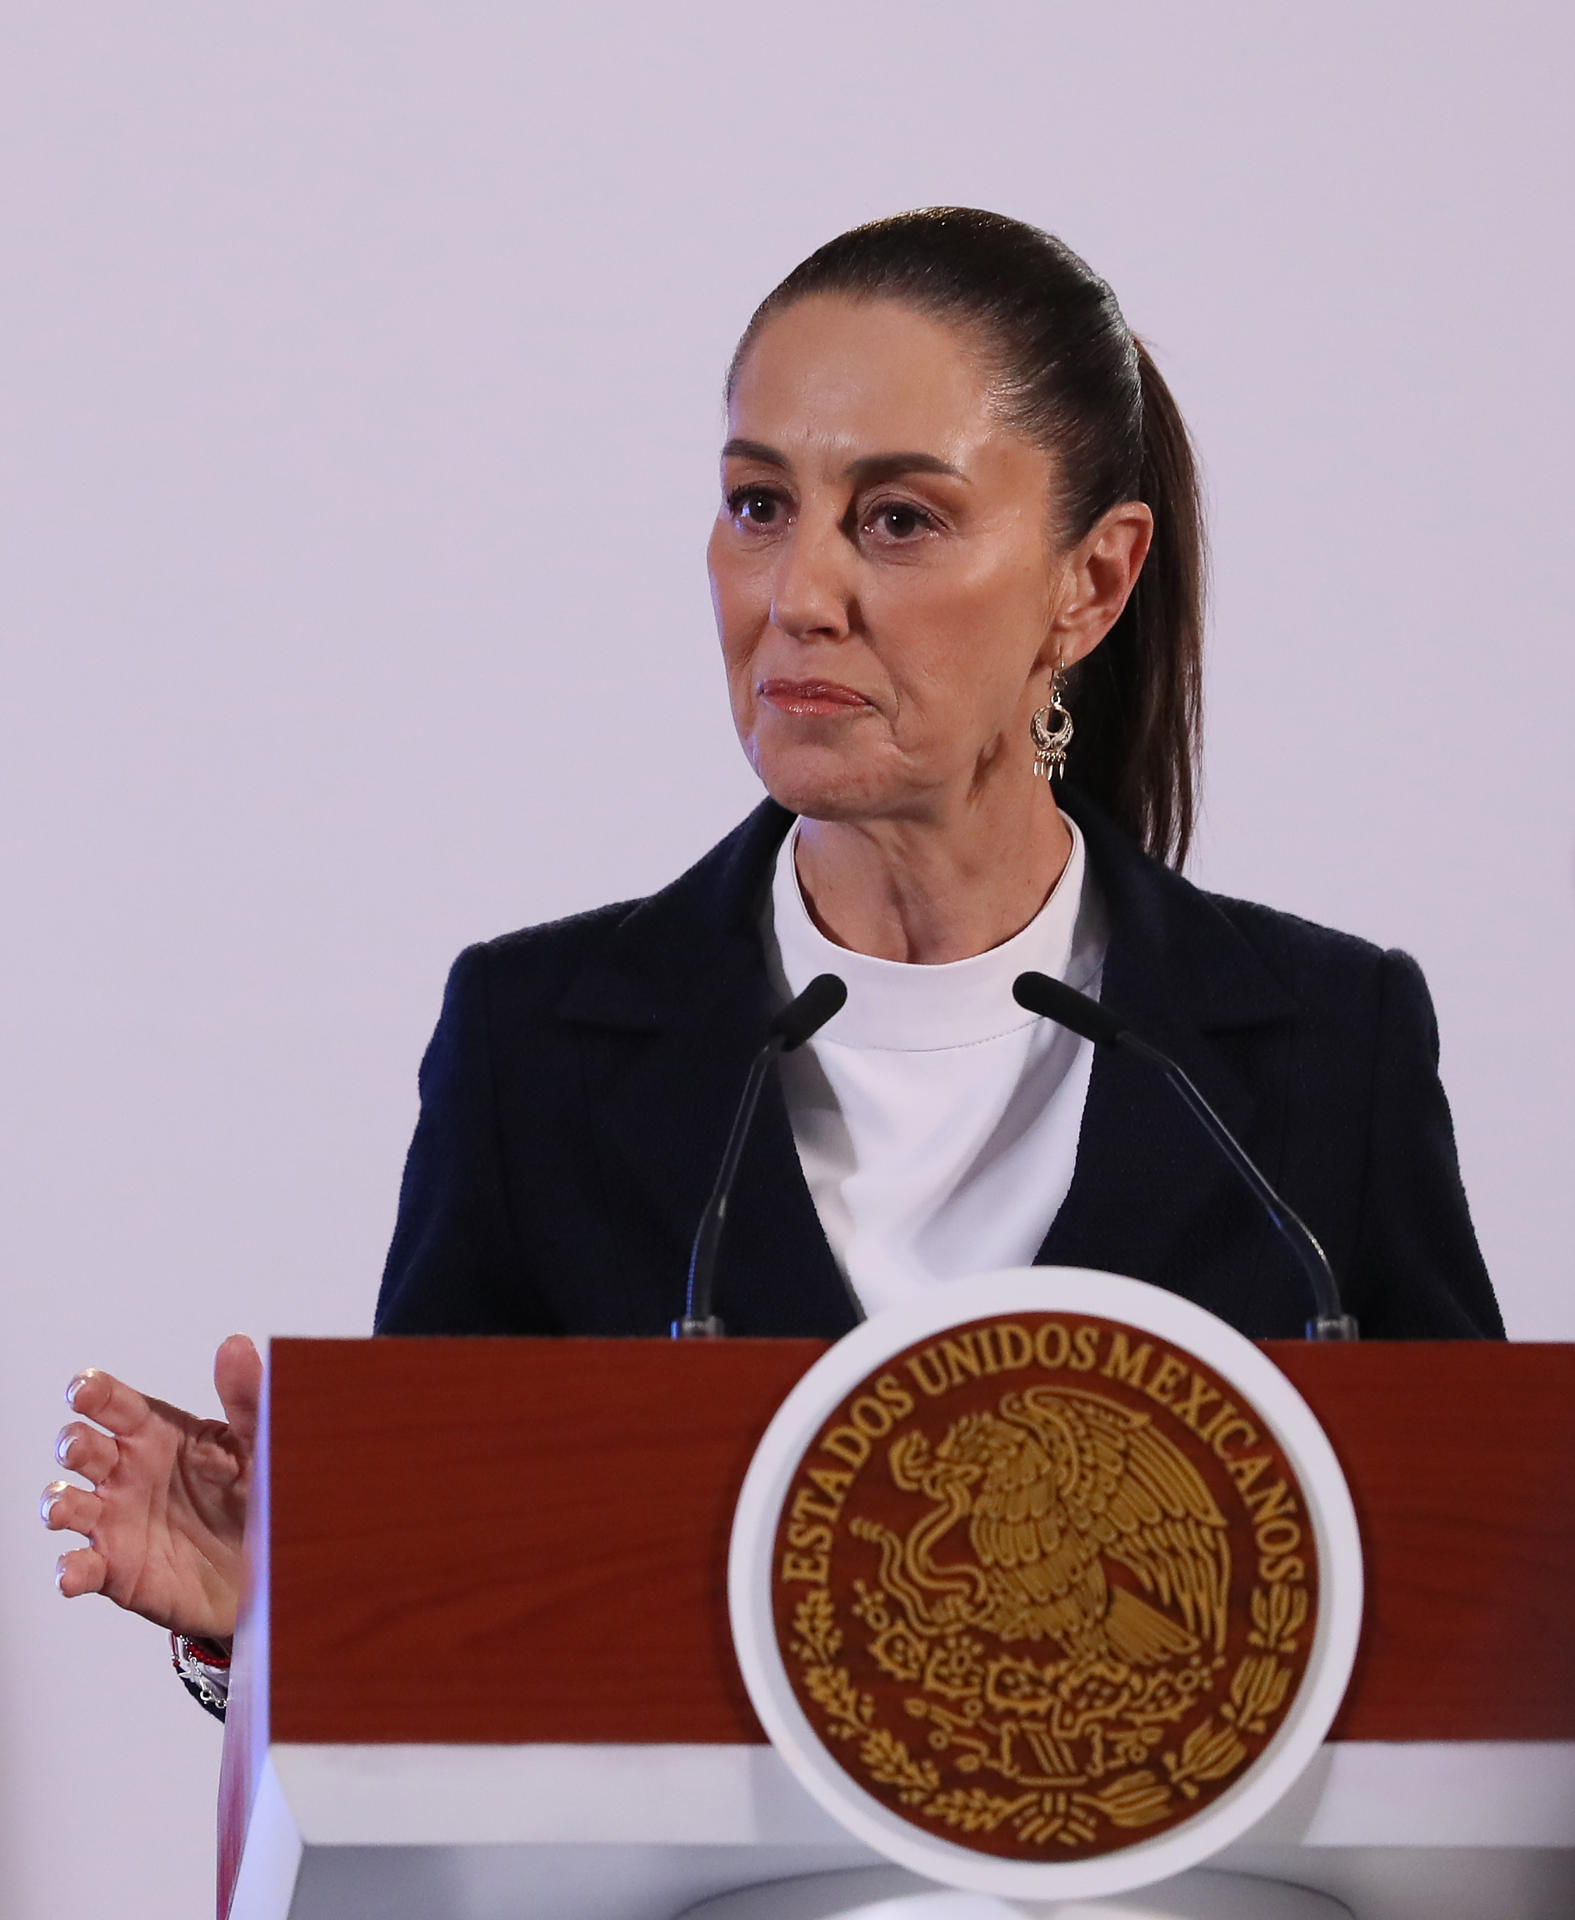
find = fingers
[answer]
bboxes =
[54,1422,118,1484]
[65,1368,152,1440]
[40,1481,102,1536]
[213,1335,262,1453]
[54,1545,106,1599]
[48,1385,122,1609]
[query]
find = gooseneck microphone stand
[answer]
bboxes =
[672,973,848,1339]
[1013,970,1359,1341]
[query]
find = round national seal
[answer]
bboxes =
[730,1270,1362,1902]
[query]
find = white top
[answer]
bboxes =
[764,819,1109,1318]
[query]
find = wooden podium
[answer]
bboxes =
[219,1340,1575,1920]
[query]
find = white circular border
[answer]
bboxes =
[729,1268,1363,1902]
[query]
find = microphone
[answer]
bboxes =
[672,973,848,1339]
[1012,970,1359,1342]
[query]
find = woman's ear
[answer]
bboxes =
[1051,502,1154,668]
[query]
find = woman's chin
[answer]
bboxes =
[756,758,906,825]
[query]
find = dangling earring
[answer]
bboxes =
[1030,672,1073,781]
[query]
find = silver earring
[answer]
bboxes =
[1030,674,1073,781]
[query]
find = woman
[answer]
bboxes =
[41,209,1502,1713]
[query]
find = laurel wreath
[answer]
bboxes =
[788,1579,1308,1847]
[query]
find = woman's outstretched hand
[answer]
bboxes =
[42,1334,261,1645]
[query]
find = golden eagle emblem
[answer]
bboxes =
[772,1316,1319,1860]
[860,1386,1230,1671]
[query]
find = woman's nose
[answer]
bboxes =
[769,515,854,642]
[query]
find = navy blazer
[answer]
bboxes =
[374,792,1503,1343]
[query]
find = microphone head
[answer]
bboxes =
[771,973,848,1051]
[1012,970,1126,1047]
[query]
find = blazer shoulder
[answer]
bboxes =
[478,895,648,966]
[1063,787,1403,1029]
[445,896,649,1017]
[1196,885,1399,1005]
[437,797,795,1025]
[1190,883,1436,1082]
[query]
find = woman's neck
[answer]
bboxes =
[792,791,1074,965]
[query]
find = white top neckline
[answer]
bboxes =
[762,815,1109,1317]
[770,817,1099,1047]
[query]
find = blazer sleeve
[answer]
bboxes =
[1345,949,1504,1339]
[374,945,558,1335]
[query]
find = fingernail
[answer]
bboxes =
[56,1433,77,1467]
[65,1374,90,1409]
[54,1556,69,1593]
[40,1482,66,1523]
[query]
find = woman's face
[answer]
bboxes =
[709,295,1079,826]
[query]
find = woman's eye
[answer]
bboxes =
[866,501,934,541]
[727,487,784,527]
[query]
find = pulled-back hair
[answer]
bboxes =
[728,208,1205,868]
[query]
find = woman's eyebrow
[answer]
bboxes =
[846,451,967,486]
[720,440,967,486]
[721,437,789,467]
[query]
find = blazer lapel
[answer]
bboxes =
[556,802,856,1337]
[553,788,1300,1332]
[1041,792,1299,1290]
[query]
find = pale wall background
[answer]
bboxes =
[2,5,1571,1916]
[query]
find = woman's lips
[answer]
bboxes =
[759,678,872,717]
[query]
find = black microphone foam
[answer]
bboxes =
[772,972,849,1051]
[1013,971,1357,1341]
[1013,971,1127,1048]
[673,973,848,1338]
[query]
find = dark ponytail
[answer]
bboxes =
[729,209,1206,867]
[1065,343,1205,866]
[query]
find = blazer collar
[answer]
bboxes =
[555,791,1303,1324]
[1041,788,1300,1287]
[557,790,1298,1038]
[556,799,795,1036]
[557,802,855,1335]
[1061,789,1298,1043]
